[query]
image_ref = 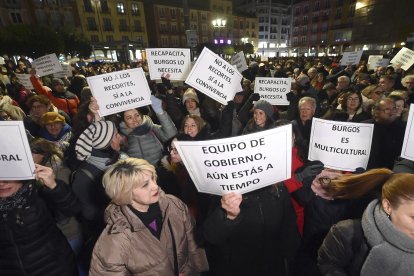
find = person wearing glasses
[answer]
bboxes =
[318,169,414,276]
[331,91,371,122]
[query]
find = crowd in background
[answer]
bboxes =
[1,52,414,276]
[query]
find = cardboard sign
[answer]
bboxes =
[175,125,292,195]
[86,68,152,117]
[340,50,364,65]
[186,30,198,48]
[185,47,243,105]
[15,74,34,90]
[0,121,35,180]
[401,104,414,161]
[31,53,62,77]
[367,55,383,70]
[54,63,73,78]
[230,51,248,73]
[390,47,414,71]
[308,118,374,171]
[146,48,191,81]
[254,77,291,105]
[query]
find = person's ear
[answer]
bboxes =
[382,198,392,216]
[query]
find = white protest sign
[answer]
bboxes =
[54,63,73,78]
[0,121,35,180]
[261,56,268,62]
[145,48,191,81]
[401,104,414,161]
[340,50,364,65]
[254,77,291,105]
[308,118,374,171]
[390,47,414,71]
[230,51,248,73]
[175,125,292,196]
[86,68,152,117]
[367,55,383,70]
[32,53,63,77]
[15,74,34,90]
[185,47,243,105]
[380,58,390,68]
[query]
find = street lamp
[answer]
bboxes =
[212,18,227,56]
[212,18,226,28]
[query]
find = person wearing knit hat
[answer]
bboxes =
[254,99,274,118]
[182,88,200,116]
[39,112,72,151]
[51,78,65,88]
[75,120,119,161]
[243,99,275,134]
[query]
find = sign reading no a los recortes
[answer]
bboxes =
[308,118,374,171]
[175,125,292,196]
[146,48,191,81]
[401,104,414,161]
[0,121,35,180]
[185,47,243,105]
[87,68,152,117]
[254,77,291,105]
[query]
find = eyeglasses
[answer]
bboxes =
[168,147,178,154]
[319,177,332,186]
[347,97,360,102]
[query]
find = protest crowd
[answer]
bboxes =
[1,50,414,276]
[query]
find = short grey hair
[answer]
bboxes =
[298,96,317,110]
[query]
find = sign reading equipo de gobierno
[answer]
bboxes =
[254,77,291,105]
[146,48,191,81]
[0,121,35,180]
[308,118,374,171]
[401,104,414,161]
[87,68,152,117]
[175,124,292,195]
[185,47,243,105]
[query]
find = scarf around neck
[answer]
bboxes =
[0,182,34,221]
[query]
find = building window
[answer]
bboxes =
[131,3,140,15]
[134,20,142,32]
[170,9,176,19]
[122,35,129,41]
[10,12,22,23]
[91,35,99,42]
[349,4,355,17]
[84,0,93,12]
[117,2,125,14]
[106,35,114,42]
[101,0,109,13]
[103,18,113,31]
[201,13,207,21]
[87,17,97,30]
[159,8,165,18]
[119,19,128,31]
[335,8,342,19]
[301,36,307,43]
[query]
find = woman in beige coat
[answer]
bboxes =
[89,158,208,276]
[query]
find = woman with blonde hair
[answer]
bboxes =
[318,169,414,275]
[90,158,208,275]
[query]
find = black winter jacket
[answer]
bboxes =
[0,181,80,276]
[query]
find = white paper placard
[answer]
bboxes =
[401,104,414,161]
[254,77,291,105]
[175,125,292,195]
[54,63,73,78]
[86,68,152,117]
[185,47,243,105]
[390,47,414,71]
[230,51,248,73]
[367,55,383,70]
[31,53,63,77]
[0,121,35,180]
[15,74,34,90]
[308,118,374,171]
[145,48,191,81]
[340,50,364,65]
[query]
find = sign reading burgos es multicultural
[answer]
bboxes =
[185,47,243,105]
[0,121,35,180]
[174,124,292,195]
[308,118,374,171]
[87,68,152,117]
[254,77,291,105]
[146,48,191,81]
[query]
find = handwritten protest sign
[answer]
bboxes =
[15,74,34,90]
[390,47,414,71]
[308,118,374,171]
[340,50,364,65]
[254,77,291,105]
[0,121,35,180]
[230,51,248,73]
[186,47,243,105]
[175,125,292,195]
[146,48,191,81]
[32,53,62,77]
[368,55,383,70]
[401,104,414,161]
[87,68,152,117]
[54,63,73,78]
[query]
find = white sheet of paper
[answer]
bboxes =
[87,68,152,117]
[401,104,414,161]
[175,125,292,195]
[230,51,248,73]
[185,47,243,105]
[340,50,364,65]
[367,55,383,70]
[0,121,35,180]
[32,53,63,77]
[308,118,374,171]
[146,48,191,81]
[54,63,73,78]
[390,47,414,71]
[254,77,291,105]
[15,74,34,90]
